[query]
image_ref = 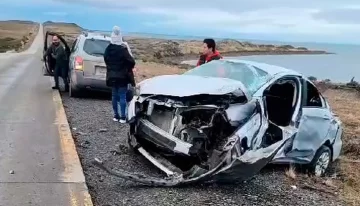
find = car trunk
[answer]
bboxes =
[81,38,110,79]
[83,57,107,79]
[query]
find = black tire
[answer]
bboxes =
[307,145,332,177]
[69,78,81,98]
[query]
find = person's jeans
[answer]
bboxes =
[112,86,128,120]
[54,66,69,90]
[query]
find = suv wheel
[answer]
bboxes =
[69,77,81,98]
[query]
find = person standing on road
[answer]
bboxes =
[104,26,136,123]
[43,35,69,91]
[196,38,222,66]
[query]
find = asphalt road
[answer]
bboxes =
[0,25,91,206]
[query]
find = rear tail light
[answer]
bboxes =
[74,56,83,70]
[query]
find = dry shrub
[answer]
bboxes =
[323,89,360,205]
[135,61,184,82]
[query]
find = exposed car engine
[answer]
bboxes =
[133,94,250,171]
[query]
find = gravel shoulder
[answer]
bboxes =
[60,91,345,206]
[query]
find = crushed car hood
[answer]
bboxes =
[138,74,251,100]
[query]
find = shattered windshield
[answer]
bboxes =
[183,61,272,95]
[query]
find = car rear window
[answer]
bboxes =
[83,39,110,56]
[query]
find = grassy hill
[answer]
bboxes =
[43,21,84,43]
[0,20,39,53]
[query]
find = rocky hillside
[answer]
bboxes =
[43,22,329,64]
[126,37,328,64]
[43,21,83,43]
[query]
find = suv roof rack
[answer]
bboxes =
[84,30,111,38]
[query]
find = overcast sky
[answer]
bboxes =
[1,0,359,44]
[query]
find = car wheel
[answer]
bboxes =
[69,77,81,98]
[308,145,332,177]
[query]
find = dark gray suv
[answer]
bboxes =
[68,32,112,97]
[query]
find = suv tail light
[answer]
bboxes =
[74,56,83,70]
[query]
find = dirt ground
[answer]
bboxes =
[0,20,39,52]
[133,62,360,206]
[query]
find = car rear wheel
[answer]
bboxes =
[69,77,81,98]
[307,145,332,177]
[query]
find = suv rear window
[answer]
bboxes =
[83,39,110,56]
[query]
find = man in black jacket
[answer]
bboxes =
[43,35,69,91]
[104,26,135,123]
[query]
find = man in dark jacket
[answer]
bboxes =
[43,35,69,91]
[197,38,222,66]
[104,26,136,123]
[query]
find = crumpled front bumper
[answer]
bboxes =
[135,119,193,155]
[93,95,289,186]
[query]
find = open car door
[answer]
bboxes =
[42,31,71,76]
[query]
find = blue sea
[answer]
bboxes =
[237,42,360,83]
[125,32,359,83]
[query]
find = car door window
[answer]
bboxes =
[303,80,323,108]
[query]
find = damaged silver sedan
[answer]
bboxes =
[94,59,343,186]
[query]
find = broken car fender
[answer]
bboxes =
[214,138,289,183]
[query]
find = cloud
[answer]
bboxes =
[313,8,360,24]
[52,1,360,36]
[5,0,360,42]
[138,7,360,38]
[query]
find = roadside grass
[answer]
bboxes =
[0,20,38,52]
[134,61,185,82]
[323,89,360,205]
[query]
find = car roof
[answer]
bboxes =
[221,59,302,77]
[80,32,111,41]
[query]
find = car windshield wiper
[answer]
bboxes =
[90,52,104,56]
